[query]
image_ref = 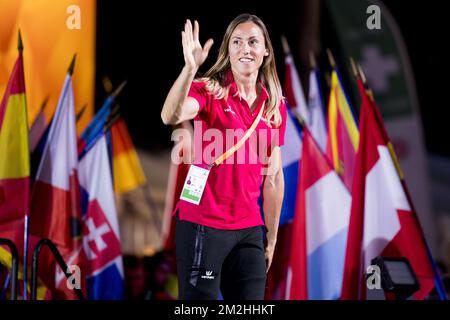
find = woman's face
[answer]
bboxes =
[228,22,269,76]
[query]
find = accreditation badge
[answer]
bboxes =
[180,165,210,205]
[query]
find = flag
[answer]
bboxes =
[341,78,435,300]
[29,99,49,153]
[266,43,306,298]
[308,68,327,153]
[265,107,303,299]
[79,134,124,299]
[29,98,53,183]
[283,46,309,121]
[29,64,86,299]
[77,81,144,195]
[287,128,351,299]
[325,0,437,253]
[325,70,359,190]
[78,95,115,158]
[0,46,29,284]
[278,108,303,226]
[109,118,146,194]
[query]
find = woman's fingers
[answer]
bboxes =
[183,21,189,45]
[181,31,187,50]
[183,22,187,46]
[193,20,199,43]
[202,38,214,55]
[186,19,193,44]
[183,18,211,67]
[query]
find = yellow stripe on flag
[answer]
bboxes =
[0,94,30,179]
[113,149,146,194]
[327,71,360,175]
[334,73,359,151]
[328,73,340,174]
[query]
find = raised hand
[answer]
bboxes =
[181,19,214,71]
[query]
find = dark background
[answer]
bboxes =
[95,0,449,156]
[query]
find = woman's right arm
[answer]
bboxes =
[161,20,213,125]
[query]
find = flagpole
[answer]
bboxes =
[16,29,30,300]
[68,53,77,76]
[39,96,50,112]
[19,46,30,301]
[349,57,359,80]
[111,80,127,98]
[23,215,29,299]
[292,109,308,130]
[309,51,317,70]
[76,104,87,124]
[326,48,336,69]
[357,63,377,103]
[104,106,121,131]
[281,35,291,55]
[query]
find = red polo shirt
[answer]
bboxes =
[174,72,287,230]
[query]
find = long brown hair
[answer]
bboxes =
[199,13,283,127]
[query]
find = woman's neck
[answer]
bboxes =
[232,70,259,101]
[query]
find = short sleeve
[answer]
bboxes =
[274,98,287,147]
[187,80,210,115]
[265,99,287,161]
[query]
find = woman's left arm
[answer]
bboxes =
[262,146,284,273]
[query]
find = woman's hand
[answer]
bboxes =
[265,242,276,273]
[182,19,214,72]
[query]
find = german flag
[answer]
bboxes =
[110,118,146,194]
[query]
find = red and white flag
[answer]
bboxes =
[341,79,435,299]
[30,71,86,299]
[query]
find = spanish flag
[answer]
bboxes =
[0,34,29,277]
[110,118,146,194]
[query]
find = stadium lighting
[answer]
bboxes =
[371,256,420,300]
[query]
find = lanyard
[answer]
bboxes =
[209,102,265,168]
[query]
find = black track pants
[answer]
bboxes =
[175,214,267,300]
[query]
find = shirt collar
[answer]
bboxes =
[224,70,269,103]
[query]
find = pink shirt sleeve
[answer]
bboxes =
[187,80,210,116]
[277,99,287,147]
[269,98,287,149]
[265,99,287,161]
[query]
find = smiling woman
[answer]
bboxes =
[160,13,287,300]
[228,22,269,109]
